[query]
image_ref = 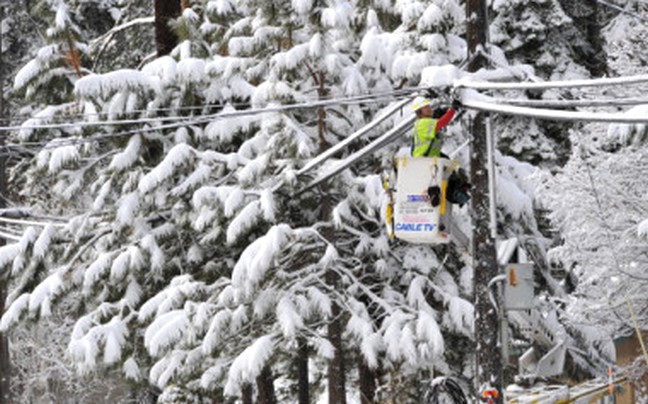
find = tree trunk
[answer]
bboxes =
[326,288,347,404]
[154,0,181,56]
[0,286,9,404]
[0,7,12,404]
[296,338,310,404]
[315,71,347,404]
[466,0,504,402]
[241,383,253,404]
[583,0,607,76]
[256,366,277,404]
[558,0,607,76]
[359,359,376,404]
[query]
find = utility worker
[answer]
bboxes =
[411,96,470,206]
[411,96,461,158]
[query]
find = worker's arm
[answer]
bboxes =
[436,108,456,130]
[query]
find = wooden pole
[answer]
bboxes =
[465,0,503,401]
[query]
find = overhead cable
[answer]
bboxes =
[454,73,648,91]
[464,99,648,123]
[297,114,418,195]
[296,96,414,177]
[488,96,648,108]
[0,88,422,132]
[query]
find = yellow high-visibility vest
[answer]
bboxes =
[412,118,442,157]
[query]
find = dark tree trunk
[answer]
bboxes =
[359,360,376,404]
[241,383,253,404]
[558,0,608,76]
[326,287,347,404]
[296,338,310,404]
[256,366,277,404]
[0,7,11,404]
[315,71,347,404]
[0,286,9,404]
[583,0,607,76]
[466,0,503,402]
[154,0,181,56]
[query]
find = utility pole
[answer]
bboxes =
[0,7,11,403]
[465,0,503,402]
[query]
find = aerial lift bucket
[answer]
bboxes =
[389,156,457,244]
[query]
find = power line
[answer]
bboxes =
[1,90,405,125]
[488,96,648,108]
[0,90,419,152]
[464,99,648,123]
[454,73,648,91]
[0,88,422,132]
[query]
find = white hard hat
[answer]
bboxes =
[412,96,430,111]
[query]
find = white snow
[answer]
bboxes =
[292,0,313,16]
[202,309,232,354]
[109,135,142,171]
[144,309,190,357]
[223,187,245,218]
[138,143,194,193]
[110,250,131,282]
[0,294,31,331]
[123,357,142,381]
[142,56,177,86]
[443,296,474,337]
[259,189,276,222]
[176,58,206,84]
[638,219,648,238]
[117,192,141,226]
[276,297,303,338]
[48,145,79,174]
[231,224,292,292]
[75,70,157,100]
[417,4,443,31]
[28,272,63,317]
[203,104,254,144]
[416,310,444,359]
[421,64,463,88]
[83,253,112,294]
[0,243,21,270]
[224,335,275,396]
[54,1,71,31]
[13,59,42,91]
[141,234,165,273]
[226,201,261,244]
[103,316,128,364]
[171,163,211,197]
[342,66,368,96]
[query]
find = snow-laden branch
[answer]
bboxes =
[90,17,155,48]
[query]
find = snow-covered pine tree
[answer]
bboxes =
[3,0,483,402]
[12,0,88,108]
[537,4,648,380]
